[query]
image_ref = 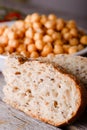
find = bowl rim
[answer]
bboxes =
[74,47,87,56]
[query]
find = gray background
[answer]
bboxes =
[0,0,87,29]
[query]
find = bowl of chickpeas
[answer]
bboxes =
[0,13,87,71]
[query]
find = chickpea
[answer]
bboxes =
[80,35,87,45]
[0,46,4,54]
[63,32,72,41]
[78,30,85,36]
[10,25,17,32]
[43,35,53,43]
[56,18,65,31]
[41,43,53,57]
[62,27,69,35]
[35,40,45,50]
[18,39,23,44]
[7,30,17,40]
[17,44,26,53]
[5,45,15,53]
[25,15,31,22]
[30,51,39,58]
[40,15,47,24]
[63,45,70,53]
[48,14,57,21]
[24,38,34,45]
[70,28,78,37]
[35,28,44,34]
[47,53,55,57]
[25,28,34,39]
[46,29,54,36]
[16,30,24,38]
[8,39,19,48]
[25,22,32,29]
[69,38,79,46]
[52,32,61,40]
[44,20,55,29]
[32,22,42,31]
[78,44,84,51]
[57,33,62,40]
[20,50,30,58]
[31,13,40,22]
[3,28,9,37]
[54,39,63,45]
[14,20,25,30]
[27,43,37,53]
[34,33,43,40]
[53,44,64,54]
[67,20,76,29]
[0,36,8,46]
[0,25,7,35]
[68,46,78,54]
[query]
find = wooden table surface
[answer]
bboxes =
[0,69,87,130]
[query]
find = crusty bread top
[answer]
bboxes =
[41,54,87,88]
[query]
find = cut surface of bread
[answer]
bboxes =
[41,54,87,88]
[3,55,87,127]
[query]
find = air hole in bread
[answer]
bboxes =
[46,92,50,96]
[54,101,58,108]
[59,85,61,88]
[76,69,79,72]
[15,72,21,75]
[26,89,31,94]
[12,86,19,92]
[23,69,27,73]
[34,84,38,89]
[61,111,66,119]
[38,71,41,74]
[33,80,36,83]
[36,101,39,105]
[21,93,27,97]
[65,89,70,99]
[26,102,29,105]
[38,79,44,84]
[40,96,44,100]
[45,102,49,105]
[28,72,32,76]
[51,78,55,81]
[52,89,58,97]
[40,79,43,82]
[13,67,17,69]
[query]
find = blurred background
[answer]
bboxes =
[0,0,87,29]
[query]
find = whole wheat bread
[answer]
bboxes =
[41,54,87,88]
[3,54,87,127]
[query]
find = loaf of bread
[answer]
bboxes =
[41,54,87,88]
[3,54,87,127]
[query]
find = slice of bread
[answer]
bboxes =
[3,54,87,127]
[41,54,87,88]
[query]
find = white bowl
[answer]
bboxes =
[74,47,87,56]
[0,55,7,71]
